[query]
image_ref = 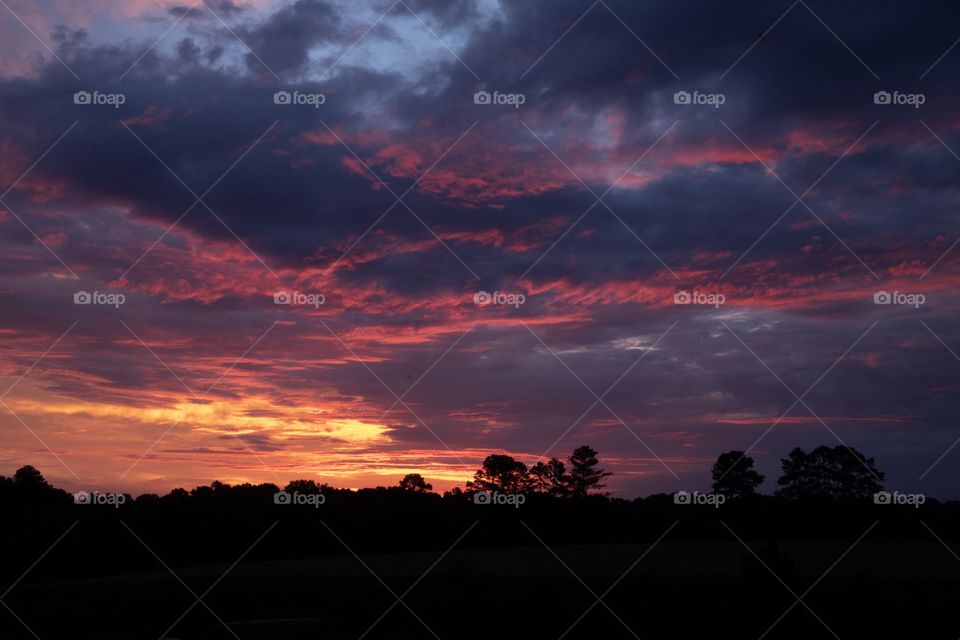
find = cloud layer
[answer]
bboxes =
[1,0,960,497]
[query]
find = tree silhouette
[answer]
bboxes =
[567,446,611,497]
[284,479,324,494]
[776,445,884,500]
[711,450,765,498]
[528,458,569,496]
[13,465,51,490]
[467,454,528,493]
[9,465,69,504]
[399,473,433,493]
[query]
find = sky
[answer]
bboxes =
[1,0,959,498]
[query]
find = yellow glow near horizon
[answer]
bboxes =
[5,395,388,444]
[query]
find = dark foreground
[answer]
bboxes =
[2,496,958,639]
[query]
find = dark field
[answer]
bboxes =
[4,499,959,639]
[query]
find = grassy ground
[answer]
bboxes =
[6,541,959,639]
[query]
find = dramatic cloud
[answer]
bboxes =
[1,0,959,497]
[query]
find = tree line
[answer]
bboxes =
[0,443,893,506]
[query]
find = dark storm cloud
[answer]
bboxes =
[3,0,959,284]
[2,0,960,496]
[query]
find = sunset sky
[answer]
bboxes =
[1,0,960,497]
